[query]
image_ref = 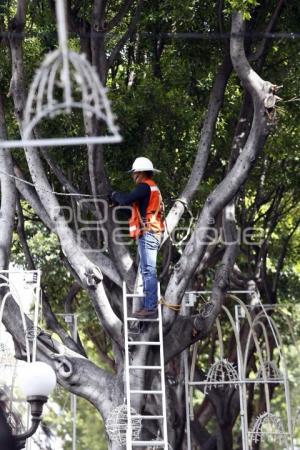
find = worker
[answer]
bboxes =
[111,157,165,318]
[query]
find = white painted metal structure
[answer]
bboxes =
[123,282,169,448]
[0,0,121,150]
[0,270,42,364]
[57,313,79,450]
[0,269,42,450]
[183,290,295,450]
[0,272,79,450]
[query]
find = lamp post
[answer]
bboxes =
[14,362,56,450]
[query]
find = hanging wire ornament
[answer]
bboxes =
[105,404,142,445]
[256,360,282,381]
[250,412,288,445]
[0,0,121,150]
[204,359,238,394]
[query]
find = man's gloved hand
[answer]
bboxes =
[107,191,118,207]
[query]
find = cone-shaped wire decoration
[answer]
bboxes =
[204,359,239,394]
[250,412,288,445]
[0,0,121,149]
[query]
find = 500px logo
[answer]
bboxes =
[50,204,264,251]
[187,226,264,246]
[51,203,132,226]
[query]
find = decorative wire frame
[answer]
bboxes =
[0,270,42,442]
[199,302,214,319]
[256,360,282,381]
[25,325,41,342]
[250,412,288,445]
[0,341,21,435]
[0,341,15,366]
[184,293,297,450]
[0,338,18,413]
[204,359,239,394]
[293,408,300,435]
[0,0,121,149]
[0,270,42,363]
[105,404,142,445]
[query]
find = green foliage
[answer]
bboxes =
[225,0,260,19]
[45,392,107,450]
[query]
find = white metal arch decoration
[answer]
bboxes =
[244,316,282,382]
[0,0,121,150]
[183,290,296,450]
[243,308,294,448]
[234,298,293,449]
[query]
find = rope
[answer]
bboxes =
[159,297,181,312]
[0,168,109,198]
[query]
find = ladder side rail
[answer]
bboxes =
[158,283,169,449]
[183,300,192,450]
[123,282,133,449]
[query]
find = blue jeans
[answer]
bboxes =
[138,232,161,310]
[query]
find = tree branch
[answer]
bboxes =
[230,12,265,97]
[249,0,285,63]
[194,202,239,336]
[8,3,123,345]
[0,91,17,269]
[272,217,300,295]
[107,0,144,69]
[163,51,233,241]
[163,11,273,325]
[107,0,135,31]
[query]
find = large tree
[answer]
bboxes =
[0,0,299,449]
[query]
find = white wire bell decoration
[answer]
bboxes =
[250,412,287,445]
[105,404,142,445]
[204,359,238,394]
[256,360,281,381]
[0,0,121,149]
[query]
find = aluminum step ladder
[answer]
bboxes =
[123,282,168,449]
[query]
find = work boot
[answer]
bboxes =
[133,308,158,318]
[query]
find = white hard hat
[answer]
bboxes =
[128,157,160,173]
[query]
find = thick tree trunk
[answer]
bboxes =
[0,93,16,269]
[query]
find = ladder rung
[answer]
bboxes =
[127,317,159,322]
[132,441,166,446]
[129,365,162,370]
[137,415,164,419]
[128,341,160,346]
[130,390,163,394]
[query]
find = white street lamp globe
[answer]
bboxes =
[19,361,57,398]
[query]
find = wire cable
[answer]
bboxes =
[0,31,299,40]
[0,168,108,199]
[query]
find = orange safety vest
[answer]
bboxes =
[129,179,165,239]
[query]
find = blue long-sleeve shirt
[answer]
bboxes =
[112,183,151,219]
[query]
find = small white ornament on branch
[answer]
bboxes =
[105,404,142,445]
[204,359,239,394]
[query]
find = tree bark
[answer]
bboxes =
[0,92,16,269]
